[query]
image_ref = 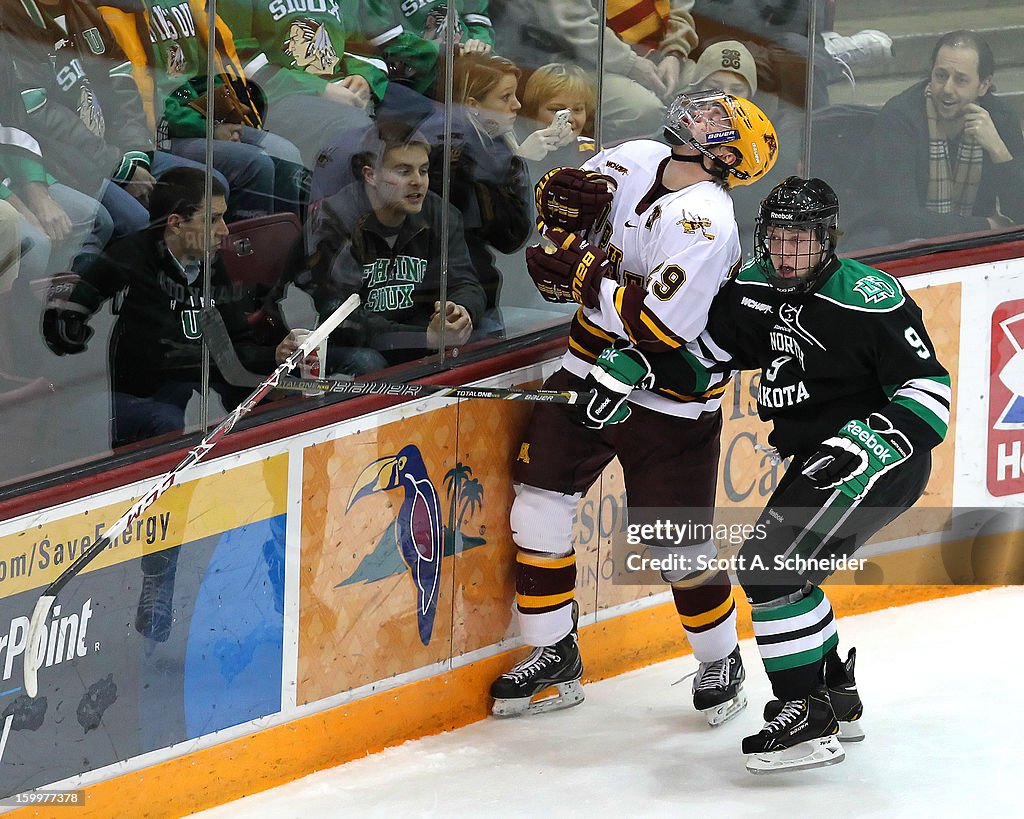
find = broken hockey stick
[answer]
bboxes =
[22,295,361,698]
[200,307,594,406]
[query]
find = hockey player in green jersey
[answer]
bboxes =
[582,176,951,773]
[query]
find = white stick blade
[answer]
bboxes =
[300,294,360,355]
[24,595,55,698]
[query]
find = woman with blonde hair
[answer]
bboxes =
[420,52,534,318]
[520,63,596,140]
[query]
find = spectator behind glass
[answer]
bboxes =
[4,0,157,224]
[371,0,495,97]
[99,0,283,223]
[520,63,598,149]
[490,0,695,141]
[40,167,293,448]
[682,39,758,98]
[604,0,700,100]
[421,53,533,321]
[305,121,486,366]
[217,0,380,169]
[856,29,1024,246]
[691,0,885,111]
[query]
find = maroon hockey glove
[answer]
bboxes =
[535,167,616,233]
[526,228,611,309]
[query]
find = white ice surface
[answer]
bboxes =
[194,588,1023,818]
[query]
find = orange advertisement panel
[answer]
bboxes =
[300,402,518,703]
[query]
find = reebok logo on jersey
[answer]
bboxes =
[741,296,772,314]
[841,420,894,462]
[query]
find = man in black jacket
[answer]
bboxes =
[306,121,486,367]
[41,166,289,447]
[858,29,1024,245]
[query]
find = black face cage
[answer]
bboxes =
[754,216,835,292]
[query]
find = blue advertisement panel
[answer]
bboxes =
[0,458,287,798]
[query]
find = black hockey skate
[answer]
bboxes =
[135,549,178,642]
[490,629,584,717]
[692,645,747,726]
[763,648,865,742]
[743,687,845,774]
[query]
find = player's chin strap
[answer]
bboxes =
[669,140,749,184]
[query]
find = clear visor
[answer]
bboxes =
[664,91,739,147]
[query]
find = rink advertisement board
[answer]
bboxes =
[0,457,288,800]
[296,395,662,705]
[988,297,1024,495]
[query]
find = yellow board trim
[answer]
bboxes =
[0,456,288,597]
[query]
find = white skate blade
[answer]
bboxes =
[491,680,585,718]
[746,734,845,774]
[839,719,865,742]
[702,688,748,726]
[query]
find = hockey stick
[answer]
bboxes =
[22,294,361,697]
[199,307,594,406]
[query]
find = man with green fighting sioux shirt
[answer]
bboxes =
[584,177,951,775]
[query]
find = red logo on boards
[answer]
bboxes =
[988,299,1024,495]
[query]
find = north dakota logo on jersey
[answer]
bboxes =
[853,275,898,304]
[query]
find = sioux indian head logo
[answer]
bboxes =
[283,18,340,77]
[166,43,187,77]
[424,4,462,48]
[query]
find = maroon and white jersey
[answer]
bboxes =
[560,139,740,418]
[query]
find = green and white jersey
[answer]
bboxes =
[221,0,389,102]
[684,256,951,458]
[368,0,493,93]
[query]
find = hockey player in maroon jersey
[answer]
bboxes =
[490,91,778,722]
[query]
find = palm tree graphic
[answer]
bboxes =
[443,464,486,553]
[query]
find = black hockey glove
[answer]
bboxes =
[42,300,94,356]
[525,227,611,309]
[576,339,654,429]
[535,167,616,234]
[801,414,913,500]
